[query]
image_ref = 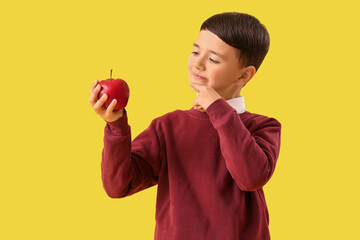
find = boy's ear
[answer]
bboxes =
[236,66,256,87]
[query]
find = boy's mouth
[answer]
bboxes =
[193,73,206,80]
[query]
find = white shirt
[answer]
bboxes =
[226,96,246,114]
[196,93,246,114]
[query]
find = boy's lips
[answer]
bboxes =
[193,73,206,80]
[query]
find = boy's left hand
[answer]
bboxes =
[189,82,222,112]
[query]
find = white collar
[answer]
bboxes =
[226,96,246,114]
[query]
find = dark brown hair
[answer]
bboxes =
[200,12,270,71]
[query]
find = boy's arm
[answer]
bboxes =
[207,99,281,191]
[189,82,281,191]
[102,111,163,198]
[89,80,162,197]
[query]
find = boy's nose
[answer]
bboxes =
[194,59,205,71]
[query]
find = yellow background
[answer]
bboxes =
[1,0,359,239]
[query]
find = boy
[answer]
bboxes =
[89,12,281,240]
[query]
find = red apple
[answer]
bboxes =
[97,78,130,110]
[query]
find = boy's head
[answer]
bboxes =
[201,12,270,71]
[187,12,270,99]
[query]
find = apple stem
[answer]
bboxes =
[110,69,113,78]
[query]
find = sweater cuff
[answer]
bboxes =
[106,109,130,136]
[206,98,237,127]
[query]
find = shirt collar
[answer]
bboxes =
[226,96,246,114]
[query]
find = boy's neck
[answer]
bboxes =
[220,88,242,100]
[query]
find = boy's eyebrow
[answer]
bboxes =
[193,43,224,59]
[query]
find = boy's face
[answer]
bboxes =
[187,30,245,99]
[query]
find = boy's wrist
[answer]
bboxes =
[106,109,130,135]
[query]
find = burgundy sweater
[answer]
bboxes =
[101,98,281,240]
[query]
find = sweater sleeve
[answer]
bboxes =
[206,99,281,191]
[101,111,163,198]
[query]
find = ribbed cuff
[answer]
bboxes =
[106,109,130,135]
[206,98,237,128]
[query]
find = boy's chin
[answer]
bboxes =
[189,80,208,88]
[190,79,208,85]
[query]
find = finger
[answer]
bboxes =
[89,80,98,94]
[189,82,199,92]
[194,104,205,112]
[105,99,117,115]
[196,106,205,112]
[89,84,101,105]
[189,82,200,92]
[93,93,108,113]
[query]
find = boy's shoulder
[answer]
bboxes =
[241,110,281,131]
[242,110,280,122]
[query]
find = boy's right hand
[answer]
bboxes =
[89,80,124,122]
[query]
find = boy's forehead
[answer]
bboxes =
[194,30,239,58]
[195,30,224,47]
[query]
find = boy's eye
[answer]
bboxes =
[191,51,219,64]
[209,58,219,64]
